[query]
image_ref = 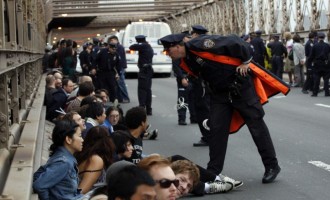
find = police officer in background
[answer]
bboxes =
[160,33,286,184]
[308,32,330,97]
[267,35,288,79]
[129,35,154,115]
[95,42,120,102]
[188,25,211,147]
[302,32,316,94]
[250,30,268,67]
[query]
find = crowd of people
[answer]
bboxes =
[36,25,328,200]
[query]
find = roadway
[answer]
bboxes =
[120,76,330,200]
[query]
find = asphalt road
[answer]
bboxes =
[120,77,330,200]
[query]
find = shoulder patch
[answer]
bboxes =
[202,39,215,49]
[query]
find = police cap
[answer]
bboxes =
[317,32,325,38]
[255,30,262,35]
[191,25,208,35]
[108,42,117,49]
[135,35,146,42]
[159,33,186,50]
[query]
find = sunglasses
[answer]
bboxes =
[156,179,179,188]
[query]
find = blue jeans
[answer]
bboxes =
[117,70,130,102]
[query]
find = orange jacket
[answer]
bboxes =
[180,50,290,133]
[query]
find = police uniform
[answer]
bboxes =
[160,33,285,183]
[250,30,267,67]
[267,35,288,79]
[129,35,154,114]
[308,32,330,96]
[95,42,120,102]
[188,25,212,146]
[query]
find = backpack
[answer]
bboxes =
[288,49,293,61]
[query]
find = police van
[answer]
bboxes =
[122,21,172,77]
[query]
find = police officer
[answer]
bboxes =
[308,32,330,97]
[160,33,285,184]
[186,25,212,146]
[267,35,288,79]
[129,35,154,115]
[302,32,316,94]
[95,42,120,102]
[250,30,268,67]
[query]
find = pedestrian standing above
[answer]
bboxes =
[292,34,306,87]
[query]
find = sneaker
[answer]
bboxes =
[219,174,243,189]
[207,180,233,193]
[144,129,158,140]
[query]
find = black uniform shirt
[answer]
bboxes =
[267,41,287,57]
[129,42,154,67]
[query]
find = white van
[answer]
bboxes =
[122,21,172,77]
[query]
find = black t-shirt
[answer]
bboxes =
[127,136,143,164]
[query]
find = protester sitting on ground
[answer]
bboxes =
[107,162,156,200]
[77,96,97,119]
[95,89,110,106]
[75,126,115,194]
[66,81,95,112]
[33,119,84,200]
[111,130,135,161]
[68,75,93,100]
[44,74,57,108]
[46,78,75,121]
[82,101,106,138]
[103,106,126,133]
[53,70,63,89]
[62,111,86,131]
[138,154,179,200]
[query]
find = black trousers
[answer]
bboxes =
[313,69,330,96]
[302,62,314,91]
[271,56,284,79]
[207,84,278,174]
[138,67,153,111]
[98,71,117,102]
[189,79,211,142]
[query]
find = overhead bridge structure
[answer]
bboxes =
[0,0,329,199]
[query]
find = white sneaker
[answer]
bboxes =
[207,180,233,193]
[202,119,210,131]
[219,174,243,188]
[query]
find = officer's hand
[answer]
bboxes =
[236,63,249,76]
[181,78,189,87]
[90,69,96,75]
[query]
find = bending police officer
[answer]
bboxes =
[160,33,284,184]
[129,35,154,115]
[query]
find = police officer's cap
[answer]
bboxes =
[317,32,325,38]
[135,35,146,40]
[159,33,186,50]
[109,42,117,48]
[255,30,262,35]
[191,25,208,34]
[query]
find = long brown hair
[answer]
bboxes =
[75,126,115,169]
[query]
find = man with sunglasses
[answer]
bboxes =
[138,154,179,200]
[95,42,120,102]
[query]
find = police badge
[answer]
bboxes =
[203,39,215,49]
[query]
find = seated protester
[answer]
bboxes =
[77,96,97,119]
[95,89,110,107]
[124,106,150,164]
[68,75,93,100]
[75,126,115,194]
[66,81,95,113]
[81,102,106,138]
[170,158,235,197]
[138,154,179,200]
[33,119,84,200]
[103,106,123,134]
[44,74,57,107]
[62,111,86,131]
[107,164,156,200]
[46,78,75,121]
[111,130,135,161]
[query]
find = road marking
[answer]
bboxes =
[315,104,330,108]
[308,161,330,172]
[273,96,286,99]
